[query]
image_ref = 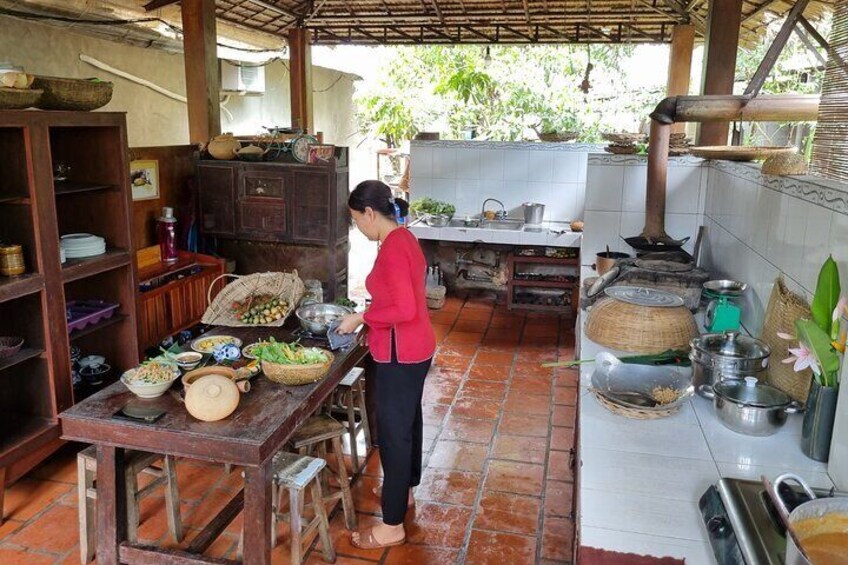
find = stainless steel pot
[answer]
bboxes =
[295,303,352,335]
[690,331,770,391]
[768,473,848,565]
[522,202,545,225]
[700,377,800,436]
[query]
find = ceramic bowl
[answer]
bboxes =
[121,366,180,399]
[174,352,203,371]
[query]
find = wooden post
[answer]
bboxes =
[288,27,314,134]
[181,0,221,144]
[698,0,743,146]
[666,25,696,134]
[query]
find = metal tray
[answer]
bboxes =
[604,285,685,308]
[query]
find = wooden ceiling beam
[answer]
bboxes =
[501,24,534,41]
[391,26,424,42]
[430,0,446,24]
[307,10,682,23]
[246,0,301,20]
[583,23,615,41]
[423,24,456,41]
[798,15,830,51]
[743,0,810,96]
[793,25,827,67]
[741,0,779,24]
[461,25,497,42]
[143,0,181,10]
[522,0,531,24]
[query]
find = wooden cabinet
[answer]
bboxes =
[197,157,349,301]
[0,111,139,519]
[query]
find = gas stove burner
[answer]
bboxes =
[291,328,330,343]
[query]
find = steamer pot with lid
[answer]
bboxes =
[690,331,770,391]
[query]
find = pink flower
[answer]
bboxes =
[782,344,821,376]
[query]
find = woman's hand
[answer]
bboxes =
[336,312,364,335]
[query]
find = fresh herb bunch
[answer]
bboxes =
[410,197,456,218]
[334,297,357,310]
[253,338,329,365]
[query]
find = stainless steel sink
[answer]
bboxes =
[480,219,525,230]
[447,219,479,228]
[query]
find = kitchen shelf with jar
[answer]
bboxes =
[0,111,138,518]
[507,249,580,317]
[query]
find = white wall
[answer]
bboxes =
[409,140,596,222]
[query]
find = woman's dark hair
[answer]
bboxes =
[349,180,409,220]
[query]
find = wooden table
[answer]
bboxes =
[60,326,369,565]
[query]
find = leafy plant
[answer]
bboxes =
[252,338,329,365]
[410,197,456,217]
[811,255,841,336]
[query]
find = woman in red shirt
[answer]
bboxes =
[337,180,436,549]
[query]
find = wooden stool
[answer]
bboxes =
[329,367,371,471]
[77,446,182,565]
[291,415,357,530]
[238,453,335,565]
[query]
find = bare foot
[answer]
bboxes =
[351,522,405,549]
[372,485,415,506]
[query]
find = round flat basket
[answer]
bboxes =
[585,298,698,354]
[538,132,578,142]
[262,353,334,386]
[591,390,681,419]
[202,271,305,327]
[31,76,113,111]
[0,87,42,110]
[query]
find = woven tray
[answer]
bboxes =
[202,272,305,327]
[585,297,698,354]
[31,76,113,111]
[538,132,578,142]
[762,277,813,405]
[591,389,681,419]
[262,352,334,385]
[0,87,42,110]
[689,145,796,162]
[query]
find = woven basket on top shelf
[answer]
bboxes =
[0,87,42,110]
[202,271,305,327]
[261,352,334,386]
[585,297,698,354]
[31,76,113,111]
[762,277,814,405]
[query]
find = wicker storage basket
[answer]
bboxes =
[591,390,682,419]
[31,76,113,111]
[261,352,334,386]
[426,285,446,309]
[0,87,42,110]
[762,277,814,405]
[202,272,305,327]
[585,298,698,354]
[0,336,24,358]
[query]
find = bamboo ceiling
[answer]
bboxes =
[207,0,835,45]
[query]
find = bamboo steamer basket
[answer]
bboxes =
[585,297,698,354]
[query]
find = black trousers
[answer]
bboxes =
[375,348,431,525]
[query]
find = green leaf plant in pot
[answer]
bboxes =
[778,255,846,462]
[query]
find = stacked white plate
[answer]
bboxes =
[61,233,106,259]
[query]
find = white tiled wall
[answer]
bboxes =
[701,162,848,336]
[581,154,707,263]
[410,140,595,221]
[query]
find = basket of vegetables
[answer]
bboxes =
[409,197,456,226]
[202,272,305,327]
[253,339,334,385]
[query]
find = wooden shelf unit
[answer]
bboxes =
[507,252,580,316]
[0,111,138,520]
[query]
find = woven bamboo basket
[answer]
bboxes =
[0,87,42,110]
[31,76,113,111]
[202,272,305,327]
[584,298,698,354]
[591,390,681,420]
[261,352,334,386]
[762,277,814,405]
[426,285,446,309]
[538,131,578,142]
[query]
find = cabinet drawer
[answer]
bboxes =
[240,169,288,198]
[238,200,287,236]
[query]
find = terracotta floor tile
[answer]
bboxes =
[503,392,551,416]
[445,331,484,345]
[450,396,502,420]
[0,547,57,565]
[441,416,497,444]
[8,503,79,554]
[468,363,511,382]
[436,343,478,357]
[428,441,488,472]
[329,513,387,561]
[554,370,579,388]
[485,461,545,497]
[474,350,515,366]
[405,502,472,548]
[422,382,460,405]
[362,452,384,478]
[542,516,575,561]
[477,344,518,354]
[0,518,25,543]
[421,403,449,427]
[441,297,464,313]
[454,319,490,333]
[516,348,558,363]
[498,412,551,438]
[513,363,556,378]
[183,488,235,529]
[491,434,548,465]
[554,387,578,406]
[552,404,577,428]
[459,379,507,400]
[30,449,78,484]
[306,553,376,564]
[136,494,179,541]
[544,480,574,518]
[204,532,238,559]
[2,478,73,521]
[422,424,440,440]
[459,307,493,321]
[473,490,541,535]
[425,368,465,386]
[547,451,574,482]
[415,468,482,507]
[61,546,95,565]
[383,544,459,564]
[176,460,227,501]
[433,354,472,373]
[551,426,576,452]
[430,310,459,326]
[432,324,451,343]
[481,337,521,349]
[350,475,384,515]
[489,315,525,330]
[523,326,559,339]
[509,375,554,396]
[523,336,559,348]
[465,529,537,565]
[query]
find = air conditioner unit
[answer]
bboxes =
[220,60,265,94]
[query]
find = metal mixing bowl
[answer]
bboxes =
[295,303,352,335]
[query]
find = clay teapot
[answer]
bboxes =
[185,374,241,422]
[207,133,241,160]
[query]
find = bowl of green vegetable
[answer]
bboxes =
[410,197,456,223]
[253,339,334,385]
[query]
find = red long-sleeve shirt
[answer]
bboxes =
[363,228,436,364]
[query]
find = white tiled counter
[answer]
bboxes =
[409,220,582,247]
[575,313,833,563]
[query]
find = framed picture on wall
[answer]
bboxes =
[130,159,159,201]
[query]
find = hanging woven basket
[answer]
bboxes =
[202,271,305,327]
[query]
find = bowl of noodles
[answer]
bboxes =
[121,362,181,399]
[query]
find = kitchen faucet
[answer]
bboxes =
[481,198,507,220]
